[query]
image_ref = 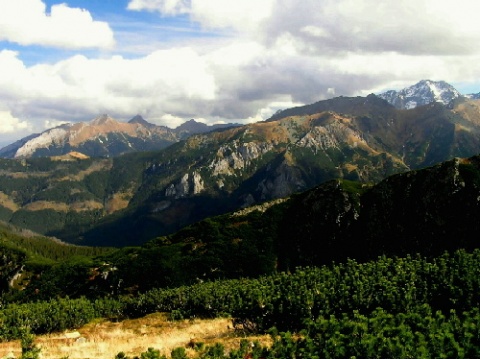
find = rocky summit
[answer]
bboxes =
[377,79,461,109]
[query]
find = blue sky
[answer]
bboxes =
[1,0,480,146]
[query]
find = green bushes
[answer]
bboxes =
[0,297,124,340]
[5,249,480,339]
[117,308,480,358]
[19,328,41,359]
[122,249,480,332]
[4,249,480,357]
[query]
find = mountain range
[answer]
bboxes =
[3,79,480,359]
[0,115,240,159]
[1,79,478,160]
[1,80,480,246]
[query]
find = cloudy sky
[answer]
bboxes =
[1,0,480,146]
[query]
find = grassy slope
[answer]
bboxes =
[0,314,271,359]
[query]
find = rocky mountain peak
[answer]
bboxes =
[175,119,208,132]
[90,114,116,126]
[128,115,153,127]
[0,114,240,159]
[378,79,461,109]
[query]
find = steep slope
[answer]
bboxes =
[0,110,408,246]
[77,112,409,246]
[76,97,480,246]
[270,94,480,168]
[278,155,480,268]
[130,154,480,287]
[356,157,480,258]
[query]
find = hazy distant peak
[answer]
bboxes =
[175,119,207,131]
[128,115,153,127]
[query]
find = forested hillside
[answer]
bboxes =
[1,153,480,303]
[2,143,480,357]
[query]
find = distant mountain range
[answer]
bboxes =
[0,115,240,159]
[2,79,479,161]
[2,79,480,245]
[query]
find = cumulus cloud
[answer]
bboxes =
[3,0,480,145]
[3,39,480,142]
[259,0,480,56]
[0,0,114,49]
[129,0,480,58]
[0,48,217,127]
[126,0,274,32]
[0,111,31,134]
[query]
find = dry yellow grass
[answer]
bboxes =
[105,191,134,214]
[22,200,104,213]
[51,152,90,161]
[0,313,271,359]
[55,159,112,182]
[0,192,19,212]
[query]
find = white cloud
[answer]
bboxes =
[157,113,188,128]
[129,0,480,57]
[190,0,274,33]
[260,0,480,56]
[127,0,191,15]
[3,36,480,144]
[0,48,217,127]
[3,0,480,145]
[0,0,114,49]
[0,111,31,134]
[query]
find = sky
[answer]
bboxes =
[2,0,480,146]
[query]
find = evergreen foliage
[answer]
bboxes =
[2,249,480,357]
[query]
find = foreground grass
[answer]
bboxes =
[0,313,271,359]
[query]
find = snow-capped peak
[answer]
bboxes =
[378,80,461,109]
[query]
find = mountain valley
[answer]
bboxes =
[2,81,480,245]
